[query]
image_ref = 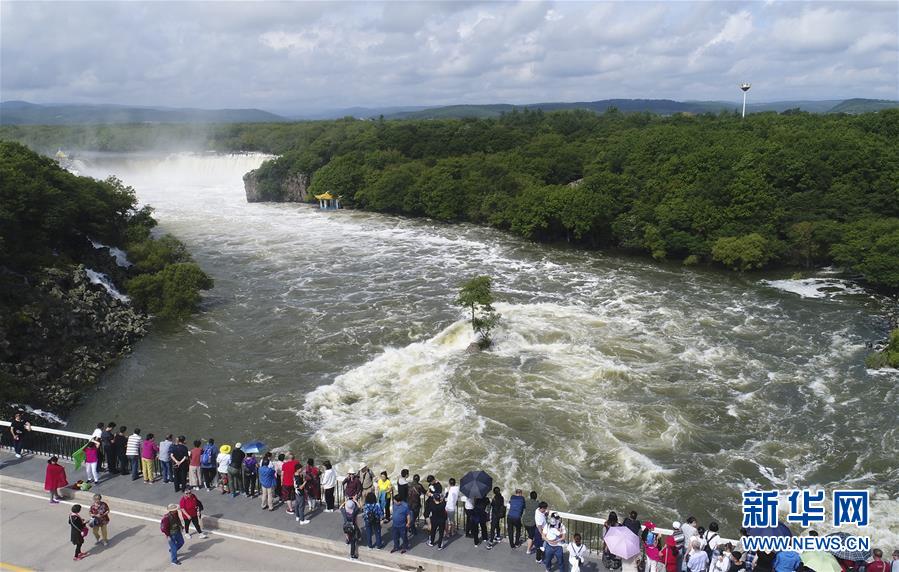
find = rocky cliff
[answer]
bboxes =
[0,264,148,415]
[244,169,310,202]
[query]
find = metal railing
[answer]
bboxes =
[2,420,734,552]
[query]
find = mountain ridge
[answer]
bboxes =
[0,101,286,125]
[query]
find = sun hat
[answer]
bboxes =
[166,503,178,513]
[644,521,656,530]
[220,444,232,454]
[235,442,242,448]
[672,521,682,529]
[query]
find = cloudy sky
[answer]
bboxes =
[2,1,897,113]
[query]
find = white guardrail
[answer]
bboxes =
[2,420,739,545]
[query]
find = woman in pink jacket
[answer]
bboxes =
[141,433,159,483]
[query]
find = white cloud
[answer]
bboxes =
[771,8,856,52]
[0,1,896,111]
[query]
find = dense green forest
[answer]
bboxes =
[0,141,214,410]
[2,109,898,291]
[0,141,213,320]
[240,109,899,290]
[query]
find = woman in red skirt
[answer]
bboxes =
[45,456,68,503]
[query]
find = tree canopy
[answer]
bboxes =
[4,108,899,288]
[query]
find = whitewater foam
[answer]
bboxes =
[85,268,129,302]
[761,277,866,299]
[89,239,132,268]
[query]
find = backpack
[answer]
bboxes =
[343,520,356,535]
[200,445,214,467]
[244,457,257,473]
[703,533,718,563]
[366,507,379,527]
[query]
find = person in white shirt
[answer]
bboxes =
[568,532,589,572]
[711,544,732,572]
[462,494,476,538]
[533,502,549,563]
[541,512,566,572]
[681,517,698,547]
[216,445,232,494]
[444,479,460,536]
[320,460,337,512]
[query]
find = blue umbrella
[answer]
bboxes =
[242,440,266,454]
[747,524,793,537]
[459,470,493,499]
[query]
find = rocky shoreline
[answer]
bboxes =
[1,262,148,423]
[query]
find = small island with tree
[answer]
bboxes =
[456,275,501,351]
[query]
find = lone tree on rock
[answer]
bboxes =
[456,275,500,349]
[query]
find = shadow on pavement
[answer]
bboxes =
[182,537,225,558]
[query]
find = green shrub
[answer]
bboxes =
[127,262,213,321]
[711,233,778,271]
[865,329,899,369]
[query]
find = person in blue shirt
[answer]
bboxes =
[773,550,802,572]
[362,492,384,549]
[507,489,526,548]
[390,496,412,554]
[258,459,277,510]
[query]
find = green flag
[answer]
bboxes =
[72,443,88,471]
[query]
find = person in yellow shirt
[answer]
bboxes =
[377,471,393,523]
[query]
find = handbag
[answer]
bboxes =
[81,526,89,538]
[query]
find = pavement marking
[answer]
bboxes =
[0,563,35,572]
[0,488,397,571]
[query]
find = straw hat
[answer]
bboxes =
[166,503,178,513]
[220,444,232,454]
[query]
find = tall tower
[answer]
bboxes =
[740,82,751,118]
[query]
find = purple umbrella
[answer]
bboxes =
[604,525,642,559]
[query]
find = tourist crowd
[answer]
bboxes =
[14,415,899,571]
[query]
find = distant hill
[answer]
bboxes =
[828,98,899,114]
[377,98,894,120]
[293,106,432,120]
[0,101,286,125]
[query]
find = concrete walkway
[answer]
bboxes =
[0,487,386,571]
[0,451,600,571]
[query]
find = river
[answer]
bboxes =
[68,153,897,542]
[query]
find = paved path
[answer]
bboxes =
[0,487,386,571]
[0,451,598,571]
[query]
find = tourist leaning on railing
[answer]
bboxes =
[216,445,232,493]
[199,439,216,489]
[140,433,158,483]
[126,428,141,480]
[100,423,117,474]
[320,460,337,512]
[113,426,128,476]
[10,411,32,458]
[158,434,173,483]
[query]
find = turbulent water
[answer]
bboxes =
[67,153,897,542]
